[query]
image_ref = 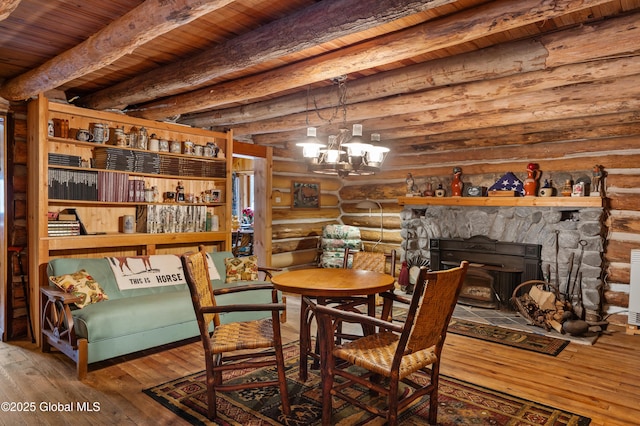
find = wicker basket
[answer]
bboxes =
[511,280,560,329]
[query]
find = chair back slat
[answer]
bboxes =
[352,252,386,273]
[182,248,220,340]
[344,247,397,276]
[406,262,468,353]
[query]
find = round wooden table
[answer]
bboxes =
[271,268,395,381]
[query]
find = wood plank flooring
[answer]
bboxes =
[1,295,639,425]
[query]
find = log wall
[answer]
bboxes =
[6,103,28,338]
[273,132,640,325]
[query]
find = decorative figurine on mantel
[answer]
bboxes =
[406,173,417,196]
[561,179,573,197]
[435,183,446,197]
[539,179,554,197]
[451,167,463,197]
[422,182,435,197]
[523,163,541,197]
[591,164,606,197]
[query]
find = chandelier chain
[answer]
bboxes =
[312,78,347,125]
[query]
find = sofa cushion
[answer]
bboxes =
[71,284,279,342]
[224,255,259,282]
[48,257,187,301]
[71,288,195,341]
[49,269,109,308]
[210,251,266,290]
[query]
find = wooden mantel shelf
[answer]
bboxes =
[397,196,603,208]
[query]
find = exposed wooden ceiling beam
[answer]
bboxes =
[126,0,614,120]
[253,82,640,147]
[230,55,640,137]
[80,0,455,111]
[0,0,21,22]
[183,11,640,130]
[395,116,640,153]
[180,39,547,128]
[0,0,236,101]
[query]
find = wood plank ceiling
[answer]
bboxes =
[0,0,639,171]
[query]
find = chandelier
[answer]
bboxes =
[296,76,390,177]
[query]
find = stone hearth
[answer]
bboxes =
[400,204,606,316]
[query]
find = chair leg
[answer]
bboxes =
[274,342,291,415]
[205,370,217,420]
[317,315,334,425]
[428,365,440,425]
[388,377,400,425]
[321,371,333,425]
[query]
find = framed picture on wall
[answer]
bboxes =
[292,181,321,209]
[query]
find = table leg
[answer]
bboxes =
[299,295,309,382]
[364,294,376,335]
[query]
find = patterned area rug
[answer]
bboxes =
[447,318,570,356]
[387,307,570,356]
[144,343,590,426]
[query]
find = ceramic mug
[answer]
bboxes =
[122,215,135,234]
[89,123,109,143]
[148,137,159,151]
[183,140,194,155]
[76,129,93,142]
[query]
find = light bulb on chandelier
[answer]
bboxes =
[296,77,390,177]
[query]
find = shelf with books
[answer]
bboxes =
[28,96,234,341]
[45,231,230,251]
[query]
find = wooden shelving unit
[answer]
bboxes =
[398,196,604,208]
[27,95,234,343]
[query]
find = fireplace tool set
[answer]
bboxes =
[511,237,605,336]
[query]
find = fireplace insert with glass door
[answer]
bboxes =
[430,236,542,310]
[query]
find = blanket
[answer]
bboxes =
[107,253,220,290]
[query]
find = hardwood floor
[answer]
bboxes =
[1,295,639,425]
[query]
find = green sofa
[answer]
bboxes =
[42,251,279,379]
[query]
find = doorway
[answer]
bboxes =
[232,141,272,265]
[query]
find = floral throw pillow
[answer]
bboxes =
[49,269,109,309]
[224,256,259,283]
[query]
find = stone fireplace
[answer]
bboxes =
[400,203,606,316]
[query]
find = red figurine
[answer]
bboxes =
[451,167,463,197]
[523,163,541,197]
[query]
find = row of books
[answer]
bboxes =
[48,168,146,202]
[136,204,207,234]
[94,147,161,174]
[92,146,225,178]
[48,153,82,167]
[47,220,81,236]
[49,168,98,201]
[159,156,225,178]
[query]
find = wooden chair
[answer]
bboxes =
[181,246,290,420]
[343,247,396,275]
[336,248,397,339]
[306,261,468,425]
